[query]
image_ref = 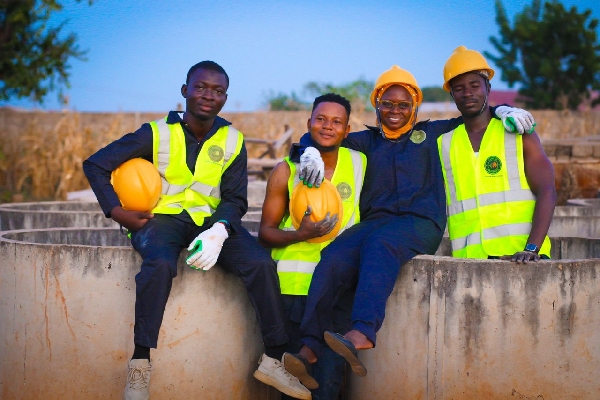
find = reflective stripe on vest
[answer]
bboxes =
[273,148,366,295]
[438,118,550,258]
[150,114,243,226]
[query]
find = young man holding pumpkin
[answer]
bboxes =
[258,93,366,399]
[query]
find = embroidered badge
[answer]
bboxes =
[208,145,224,162]
[336,182,352,201]
[410,130,426,144]
[484,156,502,175]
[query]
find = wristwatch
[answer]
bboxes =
[524,243,539,253]
[217,219,233,236]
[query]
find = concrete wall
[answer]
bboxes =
[0,228,279,400]
[0,201,264,233]
[0,201,118,231]
[548,205,600,238]
[1,228,599,399]
[4,202,600,241]
[349,254,600,400]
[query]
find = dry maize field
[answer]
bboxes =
[0,107,599,203]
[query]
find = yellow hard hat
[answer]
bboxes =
[111,158,162,212]
[443,45,495,92]
[289,179,343,244]
[370,65,423,108]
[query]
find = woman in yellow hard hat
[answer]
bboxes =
[283,64,538,384]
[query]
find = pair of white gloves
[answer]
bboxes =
[299,106,536,187]
[185,222,229,271]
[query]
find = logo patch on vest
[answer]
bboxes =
[484,156,502,175]
[208,145,224,162]
[410,130,426,144]
[336,182,352,201]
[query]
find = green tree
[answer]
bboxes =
[421,87,452,103]
[303,78,373,112]
[486,0,600,110]
[0,0,92,103]
[264,90,308,111]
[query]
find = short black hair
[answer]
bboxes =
[311,93,351,119]
[186,61,229,86]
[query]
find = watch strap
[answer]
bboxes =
[217,219,232,236]
[524,243,539,253]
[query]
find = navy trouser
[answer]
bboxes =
[130,213,289,348]
[299,215,442,358]
[281,286,355,400]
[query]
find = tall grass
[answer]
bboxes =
[0,107,599,202]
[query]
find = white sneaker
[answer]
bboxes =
[253,354,312,400]
[124,359,151,400]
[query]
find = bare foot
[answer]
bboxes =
[344,330,374,350]
[298,345,317,364]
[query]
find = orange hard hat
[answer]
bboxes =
[290,179,343,244]
[111,158,162,212]
[370,65,423,108]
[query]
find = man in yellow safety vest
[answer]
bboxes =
[438,46,556,262]
[83,61,311,400]
[258,93,366,399]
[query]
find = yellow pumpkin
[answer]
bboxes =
[111,158,162,212]
[290,179,343,243]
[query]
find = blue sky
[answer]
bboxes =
[3,0,599,112]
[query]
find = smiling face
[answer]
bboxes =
[449,72,490,118]
[181,68,228,121]
[307,102,350,152]
[378,85,413,131]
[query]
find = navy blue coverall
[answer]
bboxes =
[83,111,288,351]
[293,117,464,357]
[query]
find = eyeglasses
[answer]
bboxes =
[379,100,413,111]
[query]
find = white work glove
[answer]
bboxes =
[495,106,536,134]
[299,147,324,188]
[186,222,229,271]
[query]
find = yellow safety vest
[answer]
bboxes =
[149,114,243,226]
[437,118,551,258]
[273,148,366,295]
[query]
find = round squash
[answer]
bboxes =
[290,179,343,243]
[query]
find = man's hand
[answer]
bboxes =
[299,147,324,188]
[297,205,339,240]
[495,106,536,134]
[186,222,229,271]
[110,206,154,232]
[500,251,541,264]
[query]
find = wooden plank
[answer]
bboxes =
[247,158,281,168]
[244,125,294,160]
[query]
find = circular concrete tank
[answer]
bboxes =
[566,198,600,207]
[549,205,600,238]
[0,201,118,230]
[0,201,261,234]
[346,236,600,399]
[3,215,599,399]
[0,227,278,399]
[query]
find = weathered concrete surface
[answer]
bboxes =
[567,198,600,207]
[0,228,278,400]
[549,205,600,238]
[2,228,600,399]
[348,244,600,400]
[0,201,262,233]
[0,201,118,230]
